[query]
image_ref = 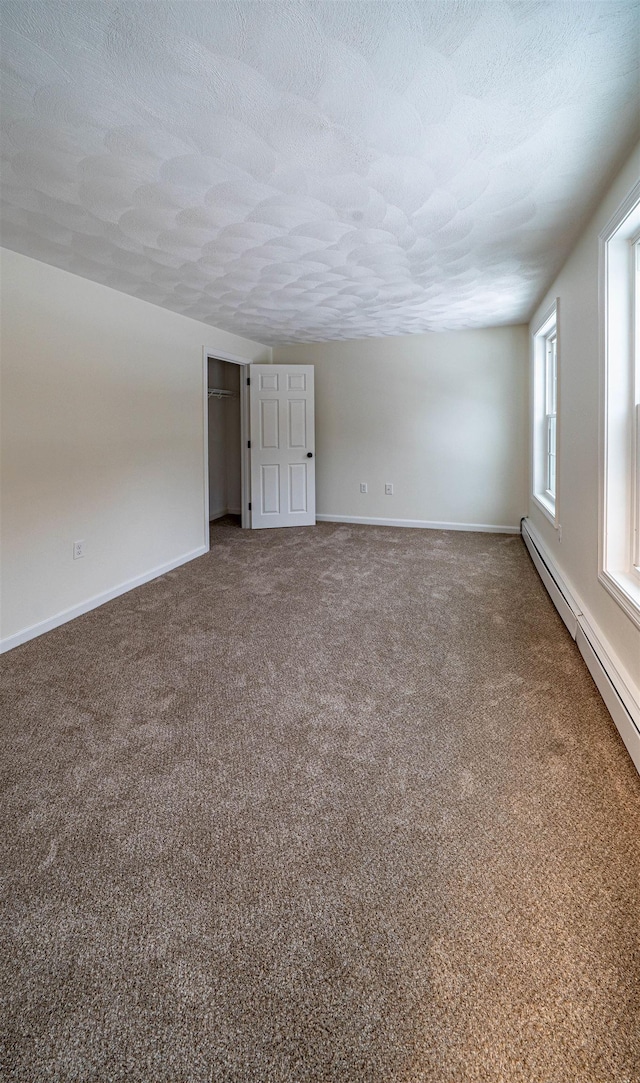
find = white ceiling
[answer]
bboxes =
[1,2,638,346]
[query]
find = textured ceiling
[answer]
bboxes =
[1,2,639,346]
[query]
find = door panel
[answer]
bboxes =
[288,371,307,391]
[260,399,279,448]
[288,399,307,448]
[289,463,307,513]
[259,371,279,391]
[261,464,280,514]
[250,365,315,528]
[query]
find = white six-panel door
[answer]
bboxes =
[249,365,315,528]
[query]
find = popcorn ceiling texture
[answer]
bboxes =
[1,1,639,346]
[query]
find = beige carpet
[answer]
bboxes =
[1,519,639,1082]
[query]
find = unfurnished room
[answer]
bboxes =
[0,2,639,1081]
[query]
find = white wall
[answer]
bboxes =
[527,144,640,695]
[0,248,269,649]
[274,326,528,531]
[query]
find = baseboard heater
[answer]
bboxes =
[521,517,640,774]
[521,518,579,637]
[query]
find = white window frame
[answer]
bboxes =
[531,300,559,525]
[599,180,640,628]
[633,237,640,572]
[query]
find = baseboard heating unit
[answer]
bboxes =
[521,517,640,774]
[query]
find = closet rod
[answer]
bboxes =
[208,388,238,399]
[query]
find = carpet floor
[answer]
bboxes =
[1,519,639,1082]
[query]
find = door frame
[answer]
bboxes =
[202,347,252,546]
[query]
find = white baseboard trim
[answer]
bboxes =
[316,514,520,534]
[522,517,640,773]
[0,545,209,654]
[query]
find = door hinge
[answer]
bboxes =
[247,377,250,385]
[248,502,252,511]
[247,440,251,449]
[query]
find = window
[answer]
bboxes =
[545,328,557,501]
[532,300,559,523]
[599,181,640,627]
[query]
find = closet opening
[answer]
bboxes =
[206,355,250,533]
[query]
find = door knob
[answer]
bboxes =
[307,452,313,458]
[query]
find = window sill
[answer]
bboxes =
[599,569,640,630]
[532,492,557,526]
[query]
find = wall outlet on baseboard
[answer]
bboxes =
[385,483,393,495]
[360,483,368,493]
[73,540,86,560]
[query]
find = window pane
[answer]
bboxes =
[546,334,557,415]
[547,415,556,495]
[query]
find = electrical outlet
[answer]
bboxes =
[360,483,368,493]
[73,540,86,560]
[385,483,393,495]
